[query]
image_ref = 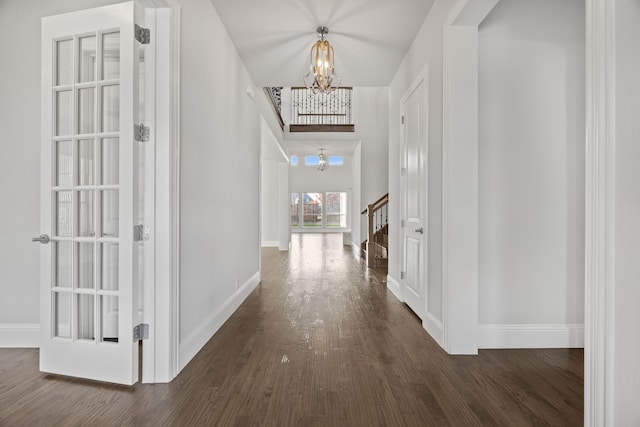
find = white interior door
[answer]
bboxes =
[400,75,428,320]
[39,2,144,385]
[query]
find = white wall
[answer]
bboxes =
[260,117,287,247]
[177,0,264,368]
[613,0,640,422]
[277,163,290,251]
[261,161,279,245]
[0,0,125,346]
[354,87,390,207]
[477,0,585,345]
[289,156,353,193]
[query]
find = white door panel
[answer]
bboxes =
[40,2,144,385]
[400,75,427,320]
[404,236,421,298]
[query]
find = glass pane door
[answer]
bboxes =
[51,30,122,344]
[41,2,140,385]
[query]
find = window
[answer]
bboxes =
[328,156,343,166]
[326,192,347,227]
[290,155,297,166]
[303,193,322,227]
[305,155,320,166]
[300,155,343,166]
[290,193,300,227]
[290,192,348,229]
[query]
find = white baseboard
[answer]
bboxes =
[278,240,291,252]
[0,324,40,348]
[386,274,402,301]
[423,312,444,348]
[478,323,584,349]
[179,271,260,371]
[261,241,279,248]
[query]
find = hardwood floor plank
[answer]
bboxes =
[0,233,583,426]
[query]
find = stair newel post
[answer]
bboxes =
[367,203,374,266]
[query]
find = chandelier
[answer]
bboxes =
[303,26,341,94]
[317,149,329,171]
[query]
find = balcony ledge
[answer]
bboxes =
[289,124,355,133]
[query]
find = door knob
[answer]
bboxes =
[32,234,50,244]
[414,227,424,234]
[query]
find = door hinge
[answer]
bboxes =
[401,167,407,177]
[133,224,150,241]
[133,323,149,341]
[400,271,406,280]
[134,123,149,142]
[135,24,150,44]
[401,219,405,228]
[401,115,405,124]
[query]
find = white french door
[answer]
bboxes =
[400,74,428,320]
[39,2,145,385]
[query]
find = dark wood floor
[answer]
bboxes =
[0,233,583,426]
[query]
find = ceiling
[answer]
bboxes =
[209,0,436,87]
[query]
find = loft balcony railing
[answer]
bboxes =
[263,87,284,130]
[290,87,354,132]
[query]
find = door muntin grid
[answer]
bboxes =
[51,30,121,344]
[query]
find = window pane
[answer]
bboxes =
[303,193,322,227]
[290,193,300,227]
[326,192,347,228]
[290,155,297,166]
[102,32,120,80]
[54,241,72,288]
[55,90,73,136]
[101,85,119,132]
[78,87,95,134]
[78,139,94,186]
[100,243,119,291]
[77,190,95,237]
[102,190,119,237]
[55,191,73,237]
[77,294,95,341]
[101,295,119,343]
[305,156,319,166]
[101,138,119,185]
[55,140,73,187]
[54,291,71,338]
[55,39,72,86]
[78,35,96,83]
[77,242,95,290]
[328,156,344,166]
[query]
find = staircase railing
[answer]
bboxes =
[361,193,389,267]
